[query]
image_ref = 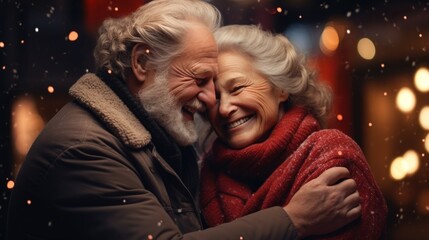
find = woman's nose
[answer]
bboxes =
[218,97,236,117]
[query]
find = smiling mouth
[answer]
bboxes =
[227,116,252,129]
[182,105,197,120]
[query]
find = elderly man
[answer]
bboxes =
[7,0,360,239]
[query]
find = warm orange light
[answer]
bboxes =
[390,150,420,180]
[336,114,343,121]
[414,67,429,92]
[7,180,15,189]
[320,26,339,55]
[396,87,416,113]
[47,86,55,93]
[11,97,45,156]
[68,31,79,41]
[357,38,376,60]
[0,41,4,48]
[419,106,429,130]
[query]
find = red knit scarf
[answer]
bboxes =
[200,107,387,239]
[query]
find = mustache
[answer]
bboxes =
[185,98,206,113]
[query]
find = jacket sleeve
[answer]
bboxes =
[185,207,298,240]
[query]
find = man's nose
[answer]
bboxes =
[197,80,216,109]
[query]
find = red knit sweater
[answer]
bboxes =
[200,107,387,239]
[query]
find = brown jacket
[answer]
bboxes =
[7,73,297,240]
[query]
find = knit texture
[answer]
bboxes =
[200,106,387,239]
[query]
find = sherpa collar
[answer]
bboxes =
[69,73,151,149]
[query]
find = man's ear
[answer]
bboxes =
[131,43,150,82]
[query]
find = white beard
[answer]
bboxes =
[138,70,198,146]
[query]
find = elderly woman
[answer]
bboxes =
[199,25,387,239]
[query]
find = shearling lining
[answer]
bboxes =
[69,73,151,148]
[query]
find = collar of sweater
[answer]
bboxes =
[69,73,151,149]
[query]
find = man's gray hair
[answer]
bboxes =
[94,0,222,78]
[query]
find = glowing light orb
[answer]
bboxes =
[390,156,408,180]
[403,150,419,175]
[419,106,429,130]
[47,86,55,93]
[414,67,429,92]
[357,38,376,60]
[396,87,416,113]
[7,180,15,189]
[390,150,420,180]
[320,26,339,55]
[68,31,79,41]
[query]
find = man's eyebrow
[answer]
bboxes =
[194,68,216,77]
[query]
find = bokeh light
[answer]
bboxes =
[419,106,429,130]
[390,156,408,180]
[403,150,419,175]
[47,86,55,93]
[357,37,376,60]
[6,180,15,189]
[68,31,79,41]
[396,87,416,113]
[414,67,429,92]
[390,150,420,180]
[320,26,339,55]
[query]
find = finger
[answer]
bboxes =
[318,167,351,186]
[335,178,358,196]
[343,191,360,208]
[346,204,361,221]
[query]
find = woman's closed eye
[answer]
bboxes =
[231,85,245,93]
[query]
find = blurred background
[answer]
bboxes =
[0,0,428,239]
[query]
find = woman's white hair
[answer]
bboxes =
[214,24,333,126]
[93,0,222,78]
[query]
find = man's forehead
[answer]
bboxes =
[192,64,218,76]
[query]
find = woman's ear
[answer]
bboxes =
[131,43,150,83]
[278,89,289,103]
